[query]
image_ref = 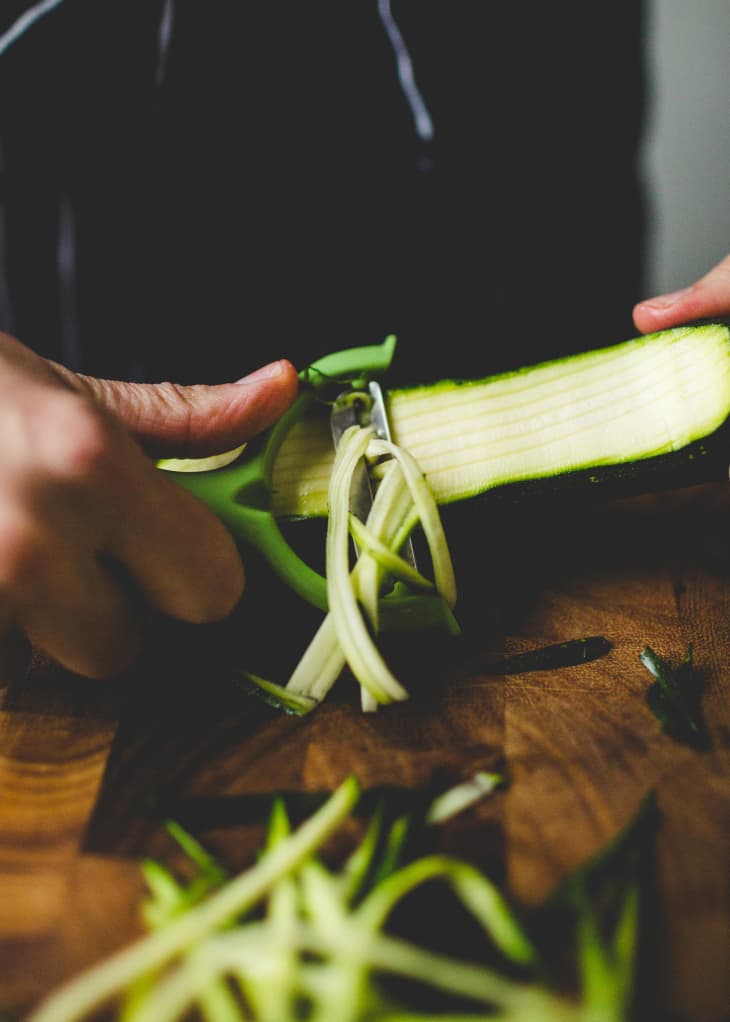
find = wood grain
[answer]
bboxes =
[1,483,729,1021]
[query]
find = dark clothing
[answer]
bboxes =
[0,2,647,387]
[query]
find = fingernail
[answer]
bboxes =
[235,361,284,385]
[638,286,693,310]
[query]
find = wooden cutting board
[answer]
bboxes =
[1,483,729,1021]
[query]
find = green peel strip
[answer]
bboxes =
[29,775,648,1022]
[28,777,360,1022]
[326,425,409,705]
[284,423,457,711]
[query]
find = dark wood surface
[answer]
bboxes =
[1,483,729,1021]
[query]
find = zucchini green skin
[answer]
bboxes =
[480,415,730,506]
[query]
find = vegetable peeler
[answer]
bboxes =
[163,336,458,634]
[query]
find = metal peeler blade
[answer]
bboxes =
[330,381,418,569]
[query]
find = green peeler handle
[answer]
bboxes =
[167,388,329,608]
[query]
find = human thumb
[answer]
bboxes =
[58,360,300,459]
[633,253,730,334]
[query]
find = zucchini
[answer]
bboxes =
[271,324,730,519]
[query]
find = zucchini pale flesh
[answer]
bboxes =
[271,325,730,519]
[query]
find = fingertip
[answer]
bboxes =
[234,358,299,392]
[224,359,300,440]
[270,358,301,406]
[632,301,663,334]
[280,358,301,391]
[632,287,696,334]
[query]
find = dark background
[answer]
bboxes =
[0,1,646,387]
